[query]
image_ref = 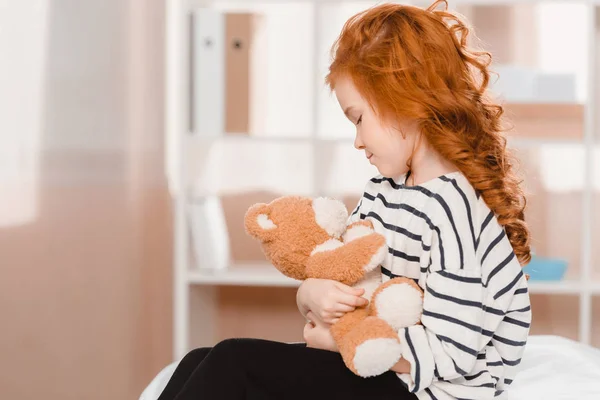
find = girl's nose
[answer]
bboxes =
[354,133,364,150]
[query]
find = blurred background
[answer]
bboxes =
[1,0,599,399]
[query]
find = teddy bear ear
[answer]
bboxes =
[312,197,349,238]
[244,203,277,241]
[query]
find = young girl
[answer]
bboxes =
[157,1,531,399]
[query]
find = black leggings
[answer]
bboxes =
[158,338,417,400]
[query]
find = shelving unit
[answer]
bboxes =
[187,263,300,287]
[186,264,590,293]
[166,0,599,360]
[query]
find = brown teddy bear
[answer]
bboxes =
[244,195,424,377]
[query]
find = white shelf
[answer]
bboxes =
[188,133,314,143]
[187,265,595,296]
[188,264,300,287]
[528,279,585,295]
[183,0,600,5]
[189,133,584,147]
[507,137,583,148]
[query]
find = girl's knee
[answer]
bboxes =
[180,346,212,365]
[211,338,239,355]
[211,338,261,361]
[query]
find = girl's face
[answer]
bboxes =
[334,75,419,178]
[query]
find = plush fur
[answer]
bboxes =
[245,196,425,377]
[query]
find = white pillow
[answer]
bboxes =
[139,359,180,400]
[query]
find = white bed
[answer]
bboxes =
[139,335,600,400]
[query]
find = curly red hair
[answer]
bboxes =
[325,0,531,266]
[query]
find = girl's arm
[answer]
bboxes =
[396,218,530,392]
[303,312,339,352]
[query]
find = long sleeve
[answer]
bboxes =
[398,267,487,393]
[396,201,530,399]
[359,172,530,399]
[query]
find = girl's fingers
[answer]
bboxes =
[323,312,345,324]
[309,311,328,327]
[334,303,355,313]
[338,292,369,308]
[335,282,365,296]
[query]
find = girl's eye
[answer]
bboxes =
[356,116,362,125]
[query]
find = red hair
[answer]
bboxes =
[326,0,531,266]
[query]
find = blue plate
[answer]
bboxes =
[523,256,568,281]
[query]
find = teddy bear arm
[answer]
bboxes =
[343,220,375,243]
[305,233,387,286]
[347,219,373,230]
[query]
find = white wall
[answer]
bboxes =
[0,1,171,399]
[0,0,48,227]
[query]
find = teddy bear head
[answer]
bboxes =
[244,196,348,280]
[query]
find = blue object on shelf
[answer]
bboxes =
[523,256,568,281]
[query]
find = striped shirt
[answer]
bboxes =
[348,171,531,400]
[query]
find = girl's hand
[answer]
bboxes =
[303,312,338,352]
[297,278,368,325]
[390,357,411,374]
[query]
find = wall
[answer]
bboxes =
[0,1,171,399]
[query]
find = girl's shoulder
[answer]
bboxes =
[421,171,496,231]
[361,171,497,228]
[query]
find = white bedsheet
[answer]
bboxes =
[139,335,600,400]
[508,335,600,399]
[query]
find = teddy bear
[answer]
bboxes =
[244,195,424,378]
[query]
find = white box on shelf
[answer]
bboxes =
[192,8,225,137]
[533,72,577,103]
[188,196,231,271]
[489,64,536,102]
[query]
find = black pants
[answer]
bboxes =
[158,338,417,400]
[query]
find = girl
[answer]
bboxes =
[158,1,531,399]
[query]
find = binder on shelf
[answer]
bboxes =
[225,13,265,135]
[192,9,265,136]
[192,8,225,137]
[188,196,231,271]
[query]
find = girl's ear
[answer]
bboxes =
[244,203,277,242]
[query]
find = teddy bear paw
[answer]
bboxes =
[353,338,403,378]
[363,236,388,272]
[373,282,424,330]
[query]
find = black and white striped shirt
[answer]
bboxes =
[349,171,531,400]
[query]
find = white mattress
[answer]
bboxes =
[139,335,600,400]
[508,335,600,399]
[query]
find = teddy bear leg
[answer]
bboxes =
[337,316,403,378]
[369,277,424,330]
[330,307,369,344]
